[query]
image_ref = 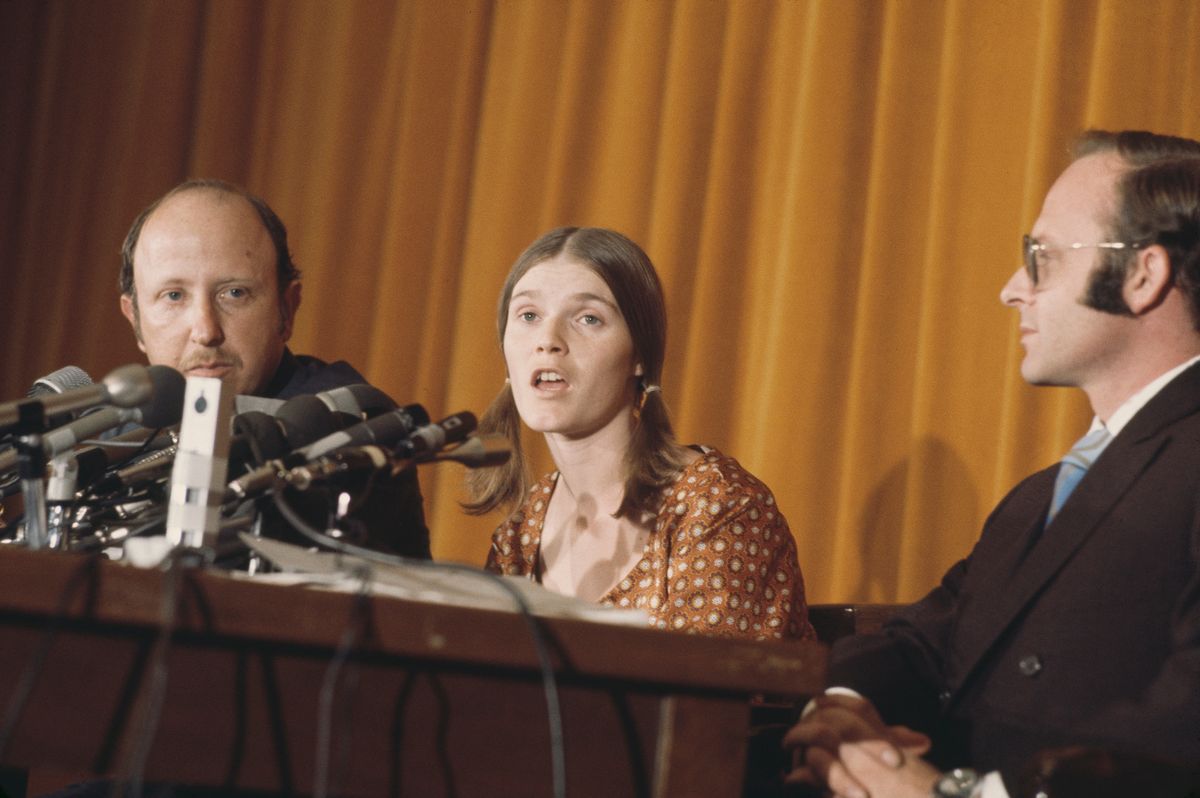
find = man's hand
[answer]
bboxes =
[838,740,943,798]
[782,693,931,798]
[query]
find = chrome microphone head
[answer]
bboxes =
[28,365,92,397]
[101,364,154,409]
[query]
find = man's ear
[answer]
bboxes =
[119,293,147,354]
[280,280,302,340]
[1124,245,1173,315]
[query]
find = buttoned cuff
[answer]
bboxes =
[977,770,1007,798]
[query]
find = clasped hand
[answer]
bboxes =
[782,693,939,798]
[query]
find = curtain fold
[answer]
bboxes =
[2,0,1197,602]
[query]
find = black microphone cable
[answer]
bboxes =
[111,545,208,798]
[269,488,568,798]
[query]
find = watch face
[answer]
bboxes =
[935,768,980,797]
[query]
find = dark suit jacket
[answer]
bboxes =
[261,347,369,399]
[249,348,431,560]
[830,361,1200,788]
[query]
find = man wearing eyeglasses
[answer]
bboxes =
[784,130,1200,798]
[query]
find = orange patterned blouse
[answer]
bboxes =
[486,447,815,642]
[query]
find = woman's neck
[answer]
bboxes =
[538,409,648,601]
[543,410,634,513]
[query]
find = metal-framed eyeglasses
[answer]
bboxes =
[1022,234,1145,286]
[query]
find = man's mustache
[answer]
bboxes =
[178,350,242,372]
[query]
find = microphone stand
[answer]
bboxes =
[45,452,79,549]
[245,509,266,575]
[14,432,48,549]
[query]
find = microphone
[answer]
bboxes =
[28,365,93,398]
[280,430,507,492]
[88,391,347,498]
[236,413,491,497]
[52,425,177,497]
[299,404,429,460]
[82,423,177,453]
[233,383,397,420]
[167,375,235,547]
[8,366,184,549]
[423,432,511,468]
[26,366,94,431]
[282,446,392,491]
[0,364,153,435]
[226,405,436,500]
[314,384,397,418]
[87,444,179,497]
[41,366,183,453]
[297,412,476,482]
[395,411,477,458]
[227,394,345,474]
[0,366,185,476]
[1,366,92,490]
[230,411,291,469]
[275,394,342,448]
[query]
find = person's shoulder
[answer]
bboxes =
[290,353,367,384]
[272,351,369,398]
[679,446,772,493]
[1125,359,1200,436]
[669,445,782,518]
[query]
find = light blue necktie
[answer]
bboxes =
[1046,426,1113,524]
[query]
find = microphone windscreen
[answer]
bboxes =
[232,411,291,465]
[140,366,187,428]
[297,402,428,460]
[235,394,285,416]
[25,365,94,428]
[317,384,397,418]
[275,394,340,447]
[396,403,431,430]
[28,365,92,397]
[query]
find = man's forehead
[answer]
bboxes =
[148,188,265,235]
[1034,152,1125,237]
[133,190,275,280]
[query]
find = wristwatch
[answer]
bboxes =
[932,767,981,797]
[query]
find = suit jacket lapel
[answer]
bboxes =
[949,361,1200,694]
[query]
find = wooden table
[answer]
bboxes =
[0,546,826,797]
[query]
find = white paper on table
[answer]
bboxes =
[237,534,650,628]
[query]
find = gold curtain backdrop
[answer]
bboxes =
[2,0,1198,603]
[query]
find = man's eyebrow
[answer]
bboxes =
[150,275,263,288]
